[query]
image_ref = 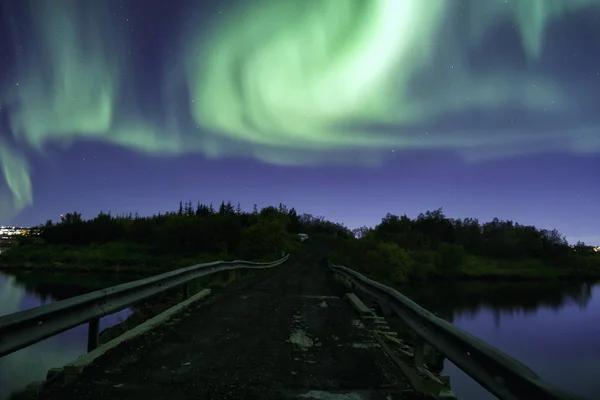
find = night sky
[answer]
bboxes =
[0,0,598,245]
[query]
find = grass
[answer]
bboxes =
[0,234,301,274]
[456,255,553,280]
[0,242,235,274]
[455,255,600,281]
[330,243,600,283]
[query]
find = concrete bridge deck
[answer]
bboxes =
[39,251,427,400]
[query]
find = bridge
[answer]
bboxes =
[0,244,590,400]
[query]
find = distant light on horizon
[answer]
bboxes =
[0,227,29,236]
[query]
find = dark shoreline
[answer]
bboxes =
[0,263,166,275]
[2,262,600,284]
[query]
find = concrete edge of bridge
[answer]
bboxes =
[45,288,213,388]
[341,288,458,400]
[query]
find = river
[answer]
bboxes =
[400,280,600,399]
[0,270,138,400]
[0,270,599,400]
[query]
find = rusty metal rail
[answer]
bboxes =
[329,262,589,400]
[0,254,289,357]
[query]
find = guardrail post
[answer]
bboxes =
[414,336,425,368]
[87,318,99,352]
[182,282,189,299]
[375,302,392,317]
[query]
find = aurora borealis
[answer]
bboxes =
[0,0,598,243]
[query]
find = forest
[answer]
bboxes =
[1,202,598,282]
[333,209,599,283]
[0,201,348,273]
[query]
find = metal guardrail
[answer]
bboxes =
[329,263,589,400]
[0,254,290,358]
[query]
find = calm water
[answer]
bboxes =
[400,280,600,400]
[0,270,138,400]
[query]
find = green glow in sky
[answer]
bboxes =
[186,0,442,149]
[0,145,32,221]
[0,0,598,218]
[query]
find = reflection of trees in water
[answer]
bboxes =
[399,280,596,324]
[5,271,143,301]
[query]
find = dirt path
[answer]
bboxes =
[40,246,415,400]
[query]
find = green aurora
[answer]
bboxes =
[0,0,598,219]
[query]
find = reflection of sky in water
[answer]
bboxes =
[0,272,132,400]
[444,283,600,400]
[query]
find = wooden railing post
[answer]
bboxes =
[182,282,189,299]
[87,318,99,352]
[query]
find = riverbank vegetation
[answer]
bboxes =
[1,204,597,282]
[0,201,350,273]
[331,209,600,283]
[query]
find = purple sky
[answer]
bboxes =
[0,1,599,245]
[20,143,599,245]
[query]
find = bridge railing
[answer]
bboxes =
[329,262,589,400]
[0,254,290,358]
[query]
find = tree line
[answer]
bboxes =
[336,208,599,283]
[31,201,351,260]
[15,203,599,281]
